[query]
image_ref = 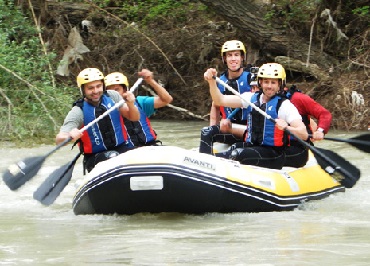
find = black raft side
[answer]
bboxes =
[72,163,344,215]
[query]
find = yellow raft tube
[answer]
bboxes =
[72,146,344,215]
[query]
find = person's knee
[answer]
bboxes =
[229,148,244,161]
[104,150,119,158]
[201,126,213,136]
[228,143,238,152]
[94,150,119,168]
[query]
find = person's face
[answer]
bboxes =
[251,85,260,93]
[224,50,243,71]
[106,84,127,97]
[83,80,104,103]
[260,78,280,98]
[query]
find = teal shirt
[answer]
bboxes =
[136,96,156,117]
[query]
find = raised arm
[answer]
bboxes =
[203,68,242,108]
[120,91,140,121]
[139,69,173,108]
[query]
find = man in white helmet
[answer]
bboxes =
[56,67,140,173]
[199,40,252,154]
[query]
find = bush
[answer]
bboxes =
[0,1,74,144]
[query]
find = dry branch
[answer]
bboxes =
[141,85,208,121]
[0,63,58,129]
[84,0,187,85]
[27,0,56,88]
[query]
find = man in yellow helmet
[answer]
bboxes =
[199,40,252,154]
[105,69,173,146]
[204,63,308,169]
[56,67,140,173]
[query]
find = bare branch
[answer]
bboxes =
[141,85,208,121]
[27,0,56,89]
[0,63,58,129]
[84,0,187,85]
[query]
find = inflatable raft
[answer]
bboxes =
[72,146,344,215]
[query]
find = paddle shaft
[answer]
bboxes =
[38,78,144,155]
[214,76,320,148]
[3,78,143,191]
[214,76,359,187]
[78,77,143,134]
[44,78,143,165]
[309,134,369,144]
[33,152,81,205]
[309,134,370,153]
[227,107,240,119]
[32,77,143,203]
[58,78,143,166]
[324,137,367,145]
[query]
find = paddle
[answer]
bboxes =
[309,133,370,153]
[31,77,144,204]
[2,77,143,191]
[33,152,81,205]
[214,76,360,188]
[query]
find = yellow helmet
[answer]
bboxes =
[76,68,104,88]
[221,40,246,62]
[104,72,129,88]
[257,63,286,84]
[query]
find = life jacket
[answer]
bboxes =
[74,93,129,154]
[124,100,157,146]
[217,69,251,124]
[245,92,287,147]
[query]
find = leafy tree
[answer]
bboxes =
[0,1,75,144]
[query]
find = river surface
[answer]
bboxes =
[0,120,369,265]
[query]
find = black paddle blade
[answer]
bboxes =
[352,133,370,141]
[347,133,370,153]
[313,146,360,188]
[2,156,47,190]
[322,133,370,153]
[33,154,80,206]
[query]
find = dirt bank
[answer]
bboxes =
[40,1,369,131]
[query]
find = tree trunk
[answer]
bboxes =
[199,0,338,78]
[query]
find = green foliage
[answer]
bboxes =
[264,0,319,28]
[0,0,75,143]
[94,0,205,25]
[352,6,369,17]
[0,0,209,144]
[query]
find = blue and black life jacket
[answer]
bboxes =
[73,93,129,154]
[123,100,157,146]
[217,69,251,124]
[245,92,288,147]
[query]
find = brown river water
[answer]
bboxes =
[0,120,369,265]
